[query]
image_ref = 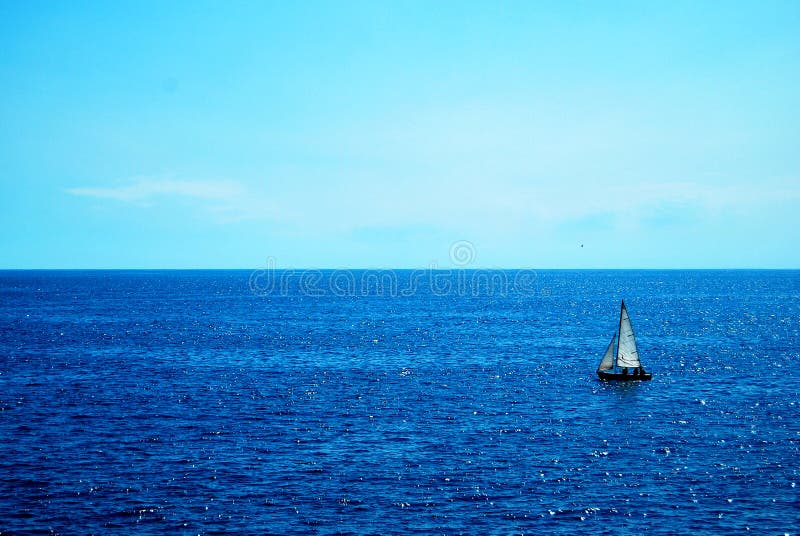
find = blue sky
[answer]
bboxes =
[1,1,798,268]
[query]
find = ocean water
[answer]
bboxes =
[1,269,798,535]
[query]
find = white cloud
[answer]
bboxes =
[66,176,286,223]
[66,177,245,203]
[66,172,799,238]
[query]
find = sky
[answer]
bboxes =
[1,1,798,269]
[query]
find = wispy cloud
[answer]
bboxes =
[65,176,284,223]
[66,173,799,239]
[66,178,244,203]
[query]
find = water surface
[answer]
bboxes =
[1,270,798,534]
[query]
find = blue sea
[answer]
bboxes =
[1,269,798,534]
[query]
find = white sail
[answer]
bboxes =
[597,334,616,371]
[616,301,641,368]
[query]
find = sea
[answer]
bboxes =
[1,269,798,535]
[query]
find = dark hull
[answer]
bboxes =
[597,370,652,381]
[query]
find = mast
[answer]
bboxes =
[614,317,620,371]
[615,300,624,369]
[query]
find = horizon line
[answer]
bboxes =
[1,267,798,272]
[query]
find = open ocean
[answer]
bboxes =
[1,269,798,535]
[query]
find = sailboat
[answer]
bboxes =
[597,300,652,381]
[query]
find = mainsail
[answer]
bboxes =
[598,334,616,371]
[616,300,641,368]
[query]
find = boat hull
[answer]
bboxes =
[597,370,652,381]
